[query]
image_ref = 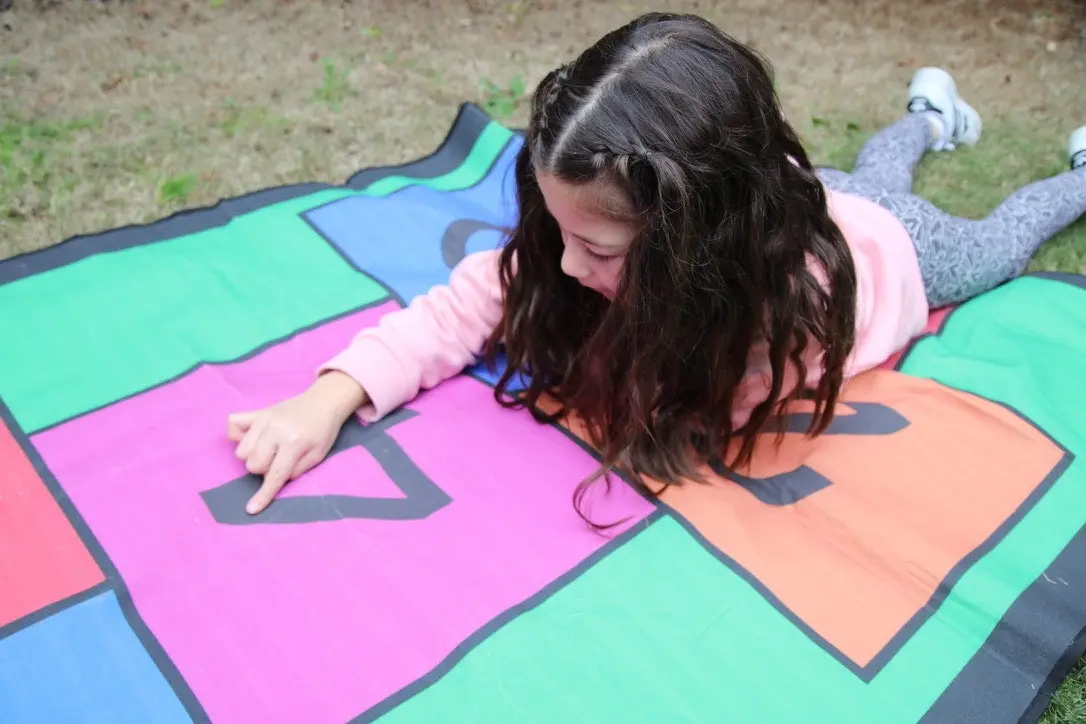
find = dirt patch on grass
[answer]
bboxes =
[2,0,1085,258]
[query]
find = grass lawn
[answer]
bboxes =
[804,113,1086,274]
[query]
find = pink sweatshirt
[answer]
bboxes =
[319,189,930,428]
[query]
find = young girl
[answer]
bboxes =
[228,12,1086,517]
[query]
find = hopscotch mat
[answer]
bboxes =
[2,103,1086,723]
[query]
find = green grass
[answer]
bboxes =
[0,116,101,219]
[214,99,289,139]
[478,75,527,121]
[156,173,197,205]
[313,57,351,111]
[802,113,1086,275]
[1046,661,1086,724]
[0,104,312,257]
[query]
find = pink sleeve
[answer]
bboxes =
[318,249,505,422]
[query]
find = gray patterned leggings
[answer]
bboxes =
[818,113,1086,307]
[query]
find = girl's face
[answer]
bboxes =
[536,171,639,299]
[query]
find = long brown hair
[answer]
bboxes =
[483,12,857,519]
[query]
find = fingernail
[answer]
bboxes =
[246,502,258,515]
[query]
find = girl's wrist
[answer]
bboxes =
[313,370,369,418]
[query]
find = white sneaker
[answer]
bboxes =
[907,67,982,151]
[1069,126,1086,170]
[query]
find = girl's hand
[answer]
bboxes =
[226,372,368,515]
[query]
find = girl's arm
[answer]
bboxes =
[317,249,505,423]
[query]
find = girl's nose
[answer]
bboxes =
[560,245,590,281]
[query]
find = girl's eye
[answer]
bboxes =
[585,248,615,262]
[564,231,619,262]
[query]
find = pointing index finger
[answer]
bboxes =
[245,446,302,515]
